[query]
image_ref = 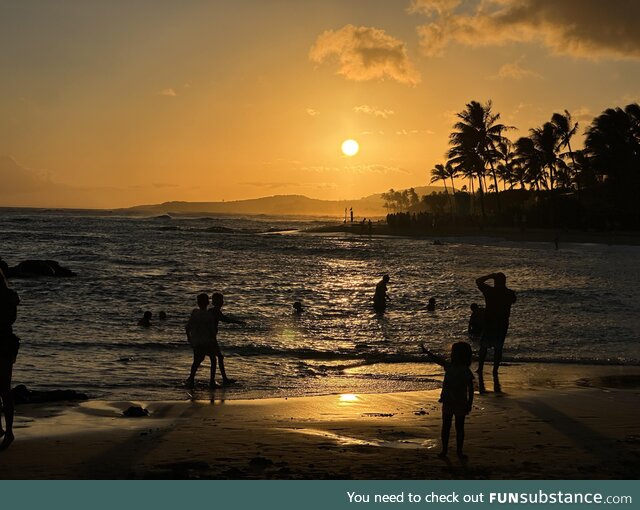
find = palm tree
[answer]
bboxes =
[529,122,559,189]
[584,103,640,225]
[514,137,545,191]
[430,163,452,212]
[448,100,509,217]
[551,110,579,187]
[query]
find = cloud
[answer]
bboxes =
[415,0,640,60]
[408,0,461,15]
[396,129,434,136]
[159,88,177,97]
[0,155,53,194]
[489,58,543,80]
[302,164,408,175]
[353,105,395,118]
[241,181,298,190]
[152,182,179,189]
[309,24,421,85]
[306,108,320,116]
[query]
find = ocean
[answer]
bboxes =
[2,209,639,400]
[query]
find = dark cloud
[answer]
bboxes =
[415,0,640,60]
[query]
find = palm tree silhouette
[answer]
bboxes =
[448,100,508,218]
[431,163,454,213]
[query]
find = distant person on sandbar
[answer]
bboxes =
[373,274,390,314]
[467,303,484,343]
[292,301,303,315]
[426,297,436,311]
[138,311,152,327]
[421,342,474,460]
[475,273,516,393]
[0,269,20,451]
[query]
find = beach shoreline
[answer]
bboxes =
[2,363,639,480]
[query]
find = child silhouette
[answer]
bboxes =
[421,342,474,459]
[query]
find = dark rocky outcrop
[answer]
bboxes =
[123,406,149,417]
[2,259,76,278]
[12,385,89,404]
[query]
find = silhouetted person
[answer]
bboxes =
[553,236,559,250]
[373,274,390,313]
[468,303,485,343]
[138,311,152,327]
[426,297,436,311]
[208,292,244,387]
[186,293,217,388]
[0,259,8,279]
[158,311,167,320]
[476,273,516,393]
[292,301,303,315]
[0,269,19,451]
[350,208,353,223]
[421,342,474,459]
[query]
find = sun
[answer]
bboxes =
[341,139,360,157]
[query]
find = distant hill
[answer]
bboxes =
[120,186,443,218]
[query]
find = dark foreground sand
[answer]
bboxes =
[1,364,639,479]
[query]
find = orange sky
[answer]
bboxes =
[1,0,640,208]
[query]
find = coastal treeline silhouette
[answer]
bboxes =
[387,101,640,230]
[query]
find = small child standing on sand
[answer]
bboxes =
[421,342,474,459]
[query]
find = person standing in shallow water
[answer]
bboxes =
[373,274,390,313]
[0,269,20,451]
[475,273,516,393]
[208,292,244,388]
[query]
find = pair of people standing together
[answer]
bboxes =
[185,292,244,389]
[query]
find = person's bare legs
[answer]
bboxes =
[477,345,487,393]
[216,354,235,385]
[493,344,503,392]
[455,414,467,459]
[208,354,219,388]
[186,352,205,387]
[0,360,14,451]
[439,412,453,457]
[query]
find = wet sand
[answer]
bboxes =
[1,364,639,479]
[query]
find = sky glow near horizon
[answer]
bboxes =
[1,0,640,208]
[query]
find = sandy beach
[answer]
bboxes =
[2,363,639,480]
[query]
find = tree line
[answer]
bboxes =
[389,101,640,230]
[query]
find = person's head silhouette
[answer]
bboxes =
[450,342,472,367]
[211,292,224,308]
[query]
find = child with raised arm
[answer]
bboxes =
[421,342,474,459]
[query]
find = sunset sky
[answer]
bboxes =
[1,0,639,208]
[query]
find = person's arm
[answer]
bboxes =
[467,376,474,414]
[420,343,447,367]
[476,273,498,291]
[219,312,246,325]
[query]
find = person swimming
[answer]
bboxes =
[138,311,152,328]
[426,297,436,311]
[373,275,390,313]
[292,301,303,314]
